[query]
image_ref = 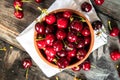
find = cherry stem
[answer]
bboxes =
[22,0,32,2]
[55,76,59,80]
[108,21,112,30]
[0,47,6,51]
[25,68,29,80]
[15,5,23,11]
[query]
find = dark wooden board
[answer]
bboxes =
[0,0,120,51]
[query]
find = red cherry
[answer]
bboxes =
[68,48,77,57]
[45,14,56,25]
[110,27,120,37]
[35,22,45,34]
[94,0,104,5]
[22,59,32,69]
[110,51,120,61]
[45,46,56,58]
[77,49,87,60]
[57,57,69,69]
[92,20,102,30]
[63,11,72,18]
[71,65,81,71]
[67,32,78,43]
[76,38,85,48]
[84,36,91,45]
[57,50,67,57]
[13,0,23,8]
[82,61,91,71]
[36,40,46,49]
[56,29,66,40]
[35,0,42,3]
[45,34,55,46]
[81,2,92,12]
[81,27,90,36]
[70,20,83,32]
[14,10,24,19]
[57,17,68,29]
[45,25,54,34]
[47,56,54,62]
[53,40,63,52]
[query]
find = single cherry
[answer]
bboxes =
[22,58,32,69]
[92,20,102,30]
[76,38,85,48]
[63,11,72,18]
[57,50,67,57]
[82,61,91,71]
[57,17,68,29]
[13,0,23,8]
[110,27,120,37]
[45,14,56,25]
[110,51,120,61]
[67,32,78,43]
[45,34,55,46]
[70,20,83,32]
[35,0,42,3]
[81,27,90,36]
[36,40,46,49]
[35,22,45,34]
[68,48,77,57]
[47,56,54,62]
[45,25,54,34]
[84,36,91,45]
[94,0,104,5]
[57,57,69,69]
[45,46,56,58]
[14,10,24,19]
[56,29,66,40]
[81,2,92,12]
[53,40,63,52]
[77,49,87,60]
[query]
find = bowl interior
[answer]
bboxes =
[34,9,94,69]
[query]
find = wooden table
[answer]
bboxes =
[0,0,120,80]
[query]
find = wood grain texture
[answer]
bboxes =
[0,0,120,51]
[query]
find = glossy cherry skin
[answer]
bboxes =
[68,48,77,57]
[57,50,67,57]
[82,61,91,71]
[14,10,24,19]
[45,34,55,46]
[45,25,54,34]
[57,57,69,69]
[110,51,120,61]
[47,56,54,62]
[81,27,90,36]
[53,40,63,52]
[63,11,72,18]
[35,0,42,3]
[36,40,46,49]
[92,20,102,30]
[70,20,83,32]
[110,27,120,37]
[71,65,81,71]
[94,0,104,5]
[76,38,85,48]
[84,36,91,45]
[81,2,92,12]
[67,32,78,43]
[45,46,56,58]
[45,14,56,25]
[13,0,23,8]
[56,29,66,40]
[57,17,68,29]
[77,49,87,60]
[35,22,45,34]
[22,59,32,69]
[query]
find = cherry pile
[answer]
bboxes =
[13,0,42,19]
[34,10,92,69]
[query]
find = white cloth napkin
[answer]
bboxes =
[16,0,107,77]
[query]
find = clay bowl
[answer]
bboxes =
[34,9,94,69]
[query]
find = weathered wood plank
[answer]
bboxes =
[91,0,120,21]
